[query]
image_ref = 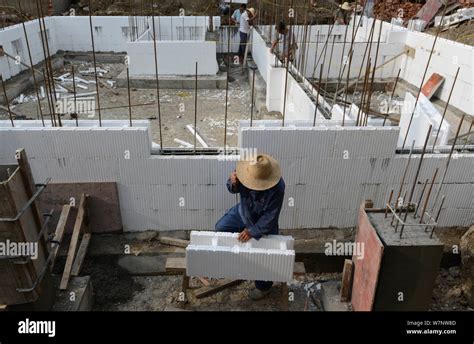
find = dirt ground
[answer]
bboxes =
[426,20,474,47]
[4,60,253,149]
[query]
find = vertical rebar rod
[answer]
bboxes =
[35,0,54,126]
[414,178,429,219]
[1,75,14,127]
[429,114,466,216]
[364,19,383,126]
[357,59,371,126]
[127,67,132,127]
[38,0,60,126]
[394,190,407,233]
[402,2,449,149]
[224,0,232,154]
[419,168,439,226]
[151,0,163,149]
[383,68,401,126]
[385,189,394,218]
[313,62,324,126]
[430,195,446,238]
[391,140,415,226]
[432,67,460,150]
[407,125,432,205]
[250,68,256,127]
[88,0,102,126]
[323,35,336,92]
[71,64,78,126]
[18,0,45,126]
[330,23,349,110]
[194,62,198,154]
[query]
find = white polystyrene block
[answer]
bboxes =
[186,231,295,282]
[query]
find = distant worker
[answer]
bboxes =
[231,3,247,25]
[218,0,230,16]
[238,7,257,64]
[335,2,352,25]
[215,154,285,300]
[361,0,375,18]
[270,21,298,62]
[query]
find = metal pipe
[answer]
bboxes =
[313,63,324,126]
[224,0,232,154]
[430,195,446,238]
[71,64,78,126]
[250,68,256,127]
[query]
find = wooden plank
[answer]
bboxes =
[165,257,186,272]
[351,206,384,311]
[293,262,306,276]
[195,279,242,299]
[60,194,87,290]
[198,277,210,287]
[16,149,46,246]
[51,205,71,266]
[340,259,354,302]
[40,182,122,234]
[70,233,91,277]
[160,237,189,248]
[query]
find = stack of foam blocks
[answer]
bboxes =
[186,231,295,282]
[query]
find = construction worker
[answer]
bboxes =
[271,21,298,62]
[231,3,247,25]
[215,154,286,300]
[238,7,257,64]
[335,2,353,25]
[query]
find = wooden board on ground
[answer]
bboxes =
[60,194,87,290]
[71,233,92,276]
[40,182,121,234]
[160,237,189,248]
[165,257,186,272]
[340,259,354,302]
[51,205,71,266]
[195,279,243,299]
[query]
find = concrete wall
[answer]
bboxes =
[0,120,472,231]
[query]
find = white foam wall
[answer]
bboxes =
[126,41,219,76]
[0,120,472,231]
[0,16,221,80]
[240,124,474,229]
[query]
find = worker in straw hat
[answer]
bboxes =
[335,2,353,25]
[238,7,257,64]
[215,153,286,300]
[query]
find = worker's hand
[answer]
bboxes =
[238,229,252,243]
[230,170,239,186]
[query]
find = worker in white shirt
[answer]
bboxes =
[231,4,247,25]
[238,7,257,64]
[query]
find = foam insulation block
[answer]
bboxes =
[186,231,295,282]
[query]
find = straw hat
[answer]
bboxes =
[236,154,282,191]
[248,8,256,16]
[339,2,352,11]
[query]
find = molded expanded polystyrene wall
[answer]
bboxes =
[240,124,474,228]
[0,16,221,81]
[186,231,295,282]
[0,120,472,231]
